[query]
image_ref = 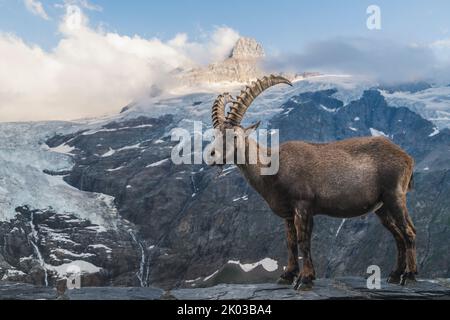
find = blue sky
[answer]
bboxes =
[1,0,450,52]
[1,0,450,122]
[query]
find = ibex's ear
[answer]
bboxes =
[244,121,261,136]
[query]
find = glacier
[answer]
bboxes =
[381,86,450,129]
[0,121,118,225]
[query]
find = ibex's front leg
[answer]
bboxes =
[293,202,315,291]
[277,219,299,285]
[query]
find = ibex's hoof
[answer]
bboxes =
[400,272,417,286]
[293,277,314,291]
[277,270,298,286]
[277,277,293,285]
[297,282,314,291]
[387,271,402,284]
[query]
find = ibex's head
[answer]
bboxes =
[207,75,292,166]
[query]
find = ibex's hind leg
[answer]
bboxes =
[278,219,299,285]
[376,206,407,284]
[383,192,417,285]
[293,203,315,291]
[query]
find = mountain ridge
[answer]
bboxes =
[0,76,449,289]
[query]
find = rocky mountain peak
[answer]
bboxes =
[179,37,316,85]
[181,37,265,84]
[229,37,265,60]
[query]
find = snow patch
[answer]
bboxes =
[320,105,337,113]
[370,128,389,138]
[102,148,116,157]
[1,269,26,280]
[233,195,249,202]
[429,128,440,137]
[283,108,294,115]
[218,165,237,178]
[228,258,279,272]
[52,248,95,259]
[49,144,75,155]
[203,270,219,282]
[117,143,142,152]
[146,158,169,168]
[40,227,79,245]
[82,124,153,136]
[85,225,108,233]
[185,277,202,284]
[107,166,124,172]
[89,244,112,252]
[47,260,102,277]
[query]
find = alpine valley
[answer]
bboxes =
[1,38,449,293]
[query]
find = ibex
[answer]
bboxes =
[208,75,417,290]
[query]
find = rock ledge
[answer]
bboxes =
[1,277,449,300]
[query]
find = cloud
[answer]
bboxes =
[168,27,240,65]
[24,0,50,20]
[0,5,239,122]
[431,38,450,63]
[264,37,450,85]
[55,0,102,12]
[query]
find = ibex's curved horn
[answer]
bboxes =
[212,93,233,129]
[225,75,292,126]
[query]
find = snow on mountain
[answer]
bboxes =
[0,121,118,225]
[381,86,450,129]
[370,128,390,138]
[228,258,279,272]
[120,74,371,132]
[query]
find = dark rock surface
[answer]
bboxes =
[0,282,57,300]
[0,282,164,300]
[1,278,449,300]
[0,207,144,287]
[172,277,450,300]
[65,286,164,300]
[379,82,432,94]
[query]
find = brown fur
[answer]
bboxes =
[214,132,417,289]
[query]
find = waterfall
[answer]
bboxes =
[324,218,348,277]
[335,219,347,238]
[190,174,199,197]
[129,231,149,287]
[29,212,49,287]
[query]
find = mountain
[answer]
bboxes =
[182,37,266,84]
[0,37,449,290]
[230,37,265,59]
[381,85,450,130]
[180,37,319,85]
